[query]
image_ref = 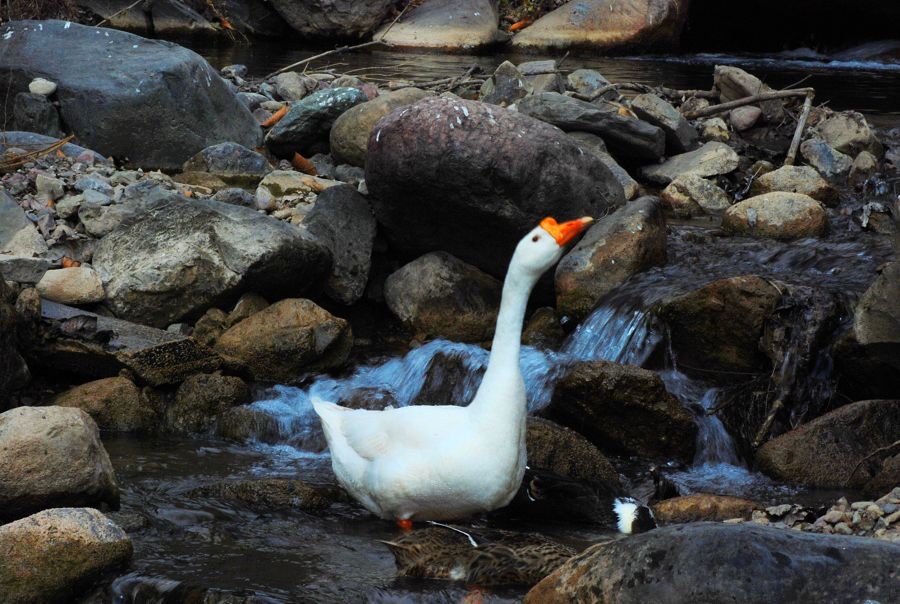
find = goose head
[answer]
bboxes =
[512,216,593,278]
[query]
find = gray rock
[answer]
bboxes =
[93,195,332,327]
[237,91,269,111]
[52,376,158,432]
[167,373,251,434]
[568,132,639,200]
[0,272,29,399]
[640,141,740,185]
[0,254,51,284]
[630,93,698,153]
[661,174,731,217]
[0,406,119,522]
[800,139,853,177]
[385,251,501,342]
[74,175,113,196]
[0,21,261,170]
[0,190,47,258]
[28,77,57,96]
[529,72,566,94]
[273,71,316,101]
[12,91,62,137]
[700,117,730,142]
[267,87,368,156]
[366,97,625,277]
[730,105,762,131]
[77,0,216,35]
[212,187,257,208]
[303,184,376,305]
[518,92,665,160]
[334,164,366,186]
[849,150,878,188]
[555,197,666,320]
[816,111,880,156]
[566,69,611,97]
[78,198,159,239]
[517,60,557,76]
[525,522,900,603]
[269,0,393,37]
[182,141,272,187]
[480,60,532,107]
[35,174,65,201]
[750,164,839,206]
[714,65,784,123]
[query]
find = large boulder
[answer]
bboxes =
[654,275,782,374]
[330,87,431,167]
[547,360,697,462]
[366,97,625,277]
[749,164,838,206]
[511,0,688,52]
[0,406,119,522]
[834,261,900,399]
[518,92,665,160]
[526,416,620,487]
[76,0,217,35]
[0,507,132,604]
[266,87,368,157]
[375,0,501,51]
[525,522,900,603]
[555,196,666,320]
[722,192,828,239]
[93,195,331,327]
[52,376,158,432]
[302,184,377,305]
[756,399,900,493]
[0,21,261,170]
[214,298,352,381]
[384,251,501,342]
[13,91,63,137]
[269,0,393,37]
[640,141,740,185]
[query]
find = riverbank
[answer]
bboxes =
[0,18,898,603]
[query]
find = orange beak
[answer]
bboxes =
[540,216,594,246]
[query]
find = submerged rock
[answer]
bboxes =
[756,399,900,493]
[547,360,697,462]
[525,522,900,603]
[0,507,132,604]
[0,21,261,170]
[52,376,158,432]
[555,197,666,320]
[366,97,624,277]
[384,251,501,342]
[375,0,501,51]
[0,406,119,522]
[187,478,343,511]
[722,192,827,239]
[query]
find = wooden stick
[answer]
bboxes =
[784,91,815,166]
[751,398,784,449]
[682,88,815,120]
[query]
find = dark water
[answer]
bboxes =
[187,41,900,128]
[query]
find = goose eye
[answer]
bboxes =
[531,235,540,242]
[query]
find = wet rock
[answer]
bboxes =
[0,406,119,522]
[512,0,687,52]
[756,399,900,493]
[525,522,900,603]
[266,87,368,156]
[368,97,624,277]
[330,88,430,167]
[480,61,532,107]
[526,416,620,487]
[215,299,352,381]
[93,195,331,328]
[303,184,377,305]
[729,106,761,131]
[816,110,880,156]
[375,0,501,51]
[630,93,698,153]
[13,91,63,137]
[661,174,731,217]
[522,307,565,349]
[182,142,272,188]
[0,21,261,170]
[640,141,740,185]
[655,275,782,374]
[566,69,611,98]
[272,71,316,102]
[0,507,132,604]
[714,65,784,123]
[384,252,501,342]
[37,299,221,386]
[36,267,105,306]
[750,164,838,206]
[547,360,697,462]
[517,92,665,160]
[167,373,251,434]
[800,139,853,177]
[52,376,158,432]
[723,192,827,239]
[555,197,666,320]
[849,150,878,188]
[215,405,286,444]
[567,131,639,199]
[833,261,900,400]
[187,478,343,511]
[700,117,729,142]
[652,494,757,523]
[269,0,393,37]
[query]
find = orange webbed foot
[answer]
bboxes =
[396,518,413,531]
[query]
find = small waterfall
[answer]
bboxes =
[561,303,661,366]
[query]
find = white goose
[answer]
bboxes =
[313,216,593,527]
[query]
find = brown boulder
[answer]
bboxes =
[749,165,838,206]
[167,373,251,434]
[722,192,827,239]
[52,376,158,432]
[526,416,620,487]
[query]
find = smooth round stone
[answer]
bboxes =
[28,77,57,96]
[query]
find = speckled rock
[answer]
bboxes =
[187,478,343,511]
[270,0,394,38]
[750,164,838,206]
[266,87,368,156]
[375,0,501,51]
[722,192,827,239]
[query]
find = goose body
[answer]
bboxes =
[313,217,593,522]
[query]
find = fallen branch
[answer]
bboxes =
[571,83,719,104]
[784,91,815,166]
[751,398,784,449]
[0,135,75,173]
[682,87,815,120]
[846,439,900,486]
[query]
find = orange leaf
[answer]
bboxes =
[509,19,532,32]
[61,257,81,268]
[291,152,318,176]
[261,105,288,128]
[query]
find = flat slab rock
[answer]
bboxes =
[375,0,501,50]
[640,141,740,185]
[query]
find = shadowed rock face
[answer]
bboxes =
[525,522,900,604]
[366,97,625,278]
[0,20,261,170]
[269,0,393,38]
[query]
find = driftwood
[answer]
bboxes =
[751,398,784,449]
[0,135,75,173]
[784,91,815,166]
[681,88,815,120]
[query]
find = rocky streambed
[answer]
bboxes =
[1,17,899,604]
